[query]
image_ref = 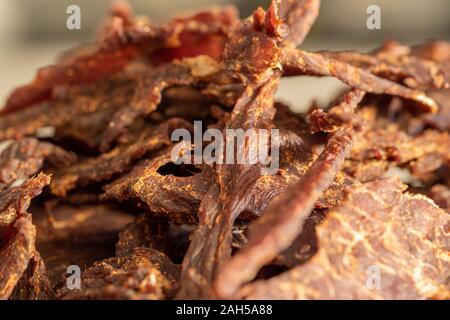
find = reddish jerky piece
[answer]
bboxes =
[58,247,180,300]
[0,138,76,190]
[240,178,450,300]
[51,119,188,196]
[282,47,438,112]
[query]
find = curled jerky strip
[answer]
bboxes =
[319,47,449,91]
[282,47,438,112]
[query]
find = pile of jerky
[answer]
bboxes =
[0,0,449,300]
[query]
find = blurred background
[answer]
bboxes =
[0,0,448,110]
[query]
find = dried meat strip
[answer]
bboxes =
[100,56,221,150]
[239,177,450,299]
[1,5,237,115]
[282,47,438,112]
[215,128,355,298]
[103,148,213,225]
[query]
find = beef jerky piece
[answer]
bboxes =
[215,128,355,298]
[279,0,321,46]
[34,204,134,285]
[428,184,450,211]
[103,148,213,225]
[422,89,450,131]
[412,41,450,63]
[0,71,137,147]
[100,57,221,150]
[10,251,54,300]
[1,4,237,115]
[310,89,366,133]
[282,47,438,112]
[240,177,450,299]
[51,119,188,196]
[0,217,36,299]
[320,49,449,91]
[0,138,76,190]
[59,248,180,300]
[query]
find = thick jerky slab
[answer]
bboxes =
[0,138,76,190]
[103,148,213,224]
[50,118,189,196]
[58,247,180,300]
[240,177,450,300]
[34,204,134,285]
[10,251,54,300]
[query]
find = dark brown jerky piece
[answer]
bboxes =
[282,47,438,112]
[1,5,237,114]
[34,203,133,285]
[59,247,180,300]
[103,148,213,224]
[0,174,50,299]
[50,118,189,196]
[240,177,450,299]
[320,48,449,91]
[215,128,355,298]
[10,251,54,300]
[0,138,76,190]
